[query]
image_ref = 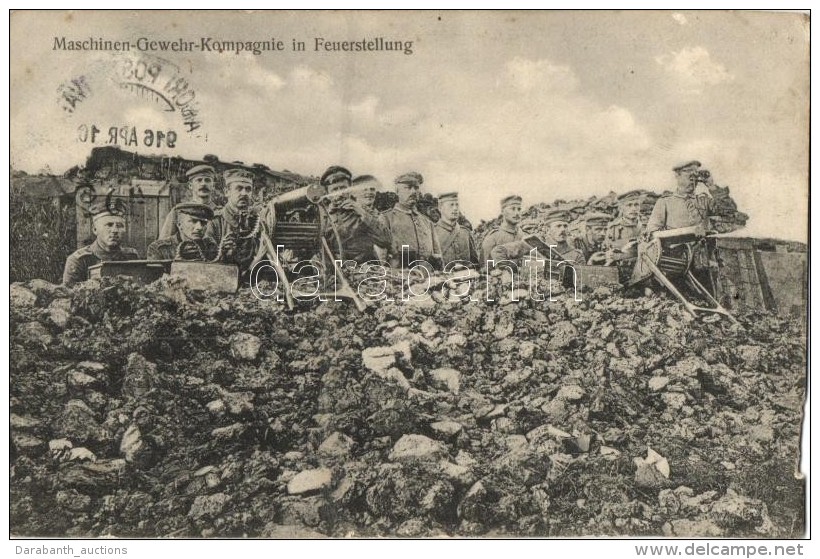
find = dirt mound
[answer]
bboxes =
[9,275,804,537]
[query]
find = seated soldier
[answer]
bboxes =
[147,203,219,261]
[63,199,140,286]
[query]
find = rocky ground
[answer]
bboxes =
[9,273,805,538]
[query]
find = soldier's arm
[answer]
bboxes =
[62,254,85,286]
[705,183,736,216]
[360,211,393,249]
[146,242,164,261]
[644,199,667,234]
[480,233,495,263]
[490,240,531,262]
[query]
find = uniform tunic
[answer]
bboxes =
[63,241,140,286]
[325,204,392,264]
[380,205,441,265]
[605,216,644,250]
[645,187,734,234]
[146,233,219,261]
[206,204,263,272]
[435,220,479,266]
[480,222,522,262]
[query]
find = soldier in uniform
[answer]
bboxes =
[606,190,644,251]
[159,164,218,238]
[480,195,524,262]
[207,168,262,275]
[489,209,584,266]
[434,192,479,267]
[62,200,140,286]
[541,209,585,264]
[572,212,612,264]
[321,166,392,264]
[645,160,734,234]
[380,172,442,269]
[147,203,219,261]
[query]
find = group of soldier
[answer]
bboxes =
[63,159,731,286]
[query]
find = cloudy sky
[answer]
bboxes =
[10,10,809,240]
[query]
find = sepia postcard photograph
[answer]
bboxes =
[7,9,810,545]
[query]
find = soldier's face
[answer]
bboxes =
[502,203,522,225]
[354,187,377,208]
[588,225,607,244]
[178,215,208,240]
[226,182,254,209]
[189,174,214,199]
[93,216,126,249]
[621,199,641,220]
[548,221,569,241]
[676,171,696,194]
[397,183,420,206]
[440,200,460,222]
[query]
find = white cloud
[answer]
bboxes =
[655,46,734,94]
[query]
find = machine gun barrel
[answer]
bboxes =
[270,182,375,205]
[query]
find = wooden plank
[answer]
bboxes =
[758,252,808,319]
[144,197,159,252]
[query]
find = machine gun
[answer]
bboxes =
[247,182,369,312]
[628,225,738,324]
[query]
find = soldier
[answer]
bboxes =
[606,190,645,251]
[62,200,140,286]
[147,203,219,261]
[572,212,612,264]
[381,172,442,268]
[541,209,585,264]
[480,195,524,262]
[489,209,584,266]
[321,166,392,264]
[207,168,262,274]
[350,174,381,210]
[434,192,479,267]
[645,161,734,234]
[159,164,218,238]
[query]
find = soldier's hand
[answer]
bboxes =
[221,233,237,258]
[178,241,202,261]
[339,198,366,216]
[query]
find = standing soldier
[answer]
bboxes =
[381,172,442,268]
[434,192,479,267]
[480,195,524,262]
[321,166,392,264]
[147,203,219,261]
[159,164,218,238]
[63,200,140,286]
[572,212,612,264]
[645,161,734,234]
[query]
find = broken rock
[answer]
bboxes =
[389,434,449,463]
[230,332,263,361]
[287,468,334,495]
